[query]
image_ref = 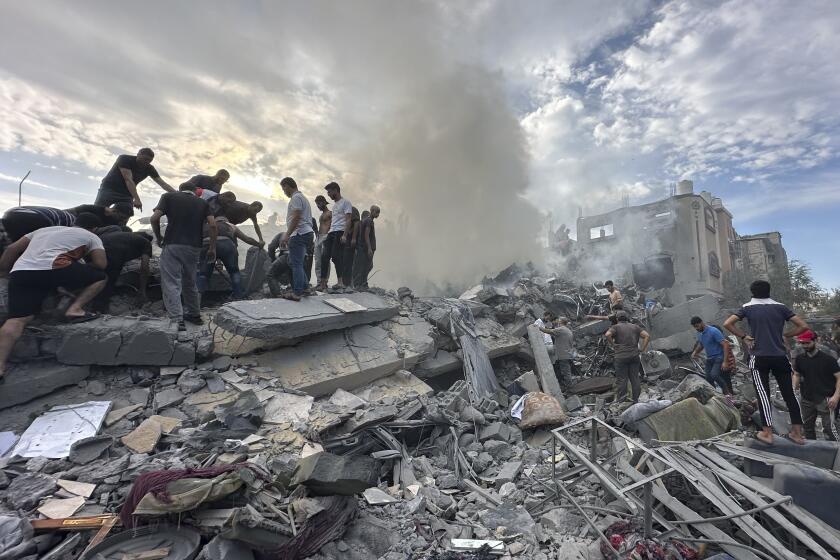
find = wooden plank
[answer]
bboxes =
[693,445,840,556]
[527,325,564,401]
[616,459,760,560]
[661,449,800,560]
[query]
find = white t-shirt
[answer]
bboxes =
[534,318,553,345]
[287,191,314,237]
[12,226,104,272]
[329,197,353,233]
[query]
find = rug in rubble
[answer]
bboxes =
[637,396,740,443]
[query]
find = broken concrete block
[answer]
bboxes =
[329,389,368,411]
[263,393,314,424]
[494,461,523,489]
[37,496,85,519]
[743,437,840,478]
[476,317,522,359]
[650,294,722,338]
[381,313,436,364]
[177,372,206,394]
[69,435,113,465]
[575,319,611,337]
[353,370,433,403]
[212,292,399,348]
[57,479,96,498]
[291,452,378,496]
[0,362,90,409]
[515,371,541,393]
[4,473,56,510]
[479,422,513,443]
[481,503,535,536]
[363,487,398,505]
[414,349,461,379]
[154,387,186,409]
[650,329,697,354]
[483,440,514,461]
[255,324,407,397]
[563,394,584,412]
[121,418,163,454]
[773,463,840,530]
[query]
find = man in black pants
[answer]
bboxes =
[725,280,810,444]
[317,182,353,292]
[97,231,154,308]
[0,213,107,379]
[793,330,840,441]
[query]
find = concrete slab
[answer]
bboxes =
[0,362,90,409]
[650,294,723,337]
[255,324,406,397]
[475,317,521,359]
[212,292,398,344]
[381,314,435,366]
[15,317,200,366]
[743,437,840,478]
[414,349,461,379]
[650,329,697,354]
[353,370,434,403]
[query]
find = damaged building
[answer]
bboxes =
[576,179,791,304]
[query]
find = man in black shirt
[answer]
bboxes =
[793,330,840,440]
[2,203,132,242]
[151,186,217,330]
[216,197,264,244]
[180,169,230,194]
[352,205,379,289]
[95,148,176,211]
[96,231,153,308]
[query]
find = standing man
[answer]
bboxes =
[691,316,734,395]
[352,205,379,289]
[793,330,840,441]
[605,280,623,311]
[0,213,107,378]
[151,186,217,331]
[534,311,556,362]
[313,195,332,282]
[541,316,575,390]
[180,169,230,194]
[278,177,315,301]
[317,182,352,292]
[605,311,650,403]
[724,280,809,444]
[96,148,176,210]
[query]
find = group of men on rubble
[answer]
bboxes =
[0,148,382,379]
[534,277,840,444]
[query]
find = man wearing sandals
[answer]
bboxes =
[277,177,314,301]
[0,213,107,379]
[793,330,840,441]
[724,280,810,444]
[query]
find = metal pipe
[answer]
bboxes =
[18,170,30,206]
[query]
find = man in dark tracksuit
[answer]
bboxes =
[725,280,810,444]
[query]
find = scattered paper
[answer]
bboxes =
[324,297,368,313]
[12,401,111,459]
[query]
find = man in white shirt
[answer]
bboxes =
[278,177,315,301]
[317,182,353,292]
[0,213,108,378]
[534,311,557,362]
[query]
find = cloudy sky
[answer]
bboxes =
[2,0,839,290]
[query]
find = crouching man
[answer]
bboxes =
[0,213,107,379]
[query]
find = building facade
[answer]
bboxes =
[575,180,789,303]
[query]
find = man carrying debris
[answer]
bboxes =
[197,216,263,300]
[604,280,623,310]
[97,230,154,308]
[724,280,809,445]
[352,205,379,290]
[313,195,332,281]
[317,182,353,293]
[151,185,217,331]
[540,316,575,390]
[793,330,840,441]
[534,311,556,361]
[180,169,230,194]
[276,177,315,301]
[0,213,108,378]
[605,311,650,403]
[690,316,734,395]
[216,196,265,244]
[1,203,134,242]
[95,148,176,210]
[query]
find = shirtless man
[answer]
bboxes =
[313,195,332,282]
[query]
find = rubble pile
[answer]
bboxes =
[1,265,839,559]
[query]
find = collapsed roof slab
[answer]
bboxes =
[211,293,399,349]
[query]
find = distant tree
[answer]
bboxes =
[788,259,824,312]
[821,288,840,315]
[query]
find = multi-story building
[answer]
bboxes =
[575,180,789,303]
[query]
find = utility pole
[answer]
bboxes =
[18,170,31,206]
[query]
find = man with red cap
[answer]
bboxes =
[793,330,840,441]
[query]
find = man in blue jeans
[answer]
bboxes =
[691,316,733,395]
[278,177,314,301]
